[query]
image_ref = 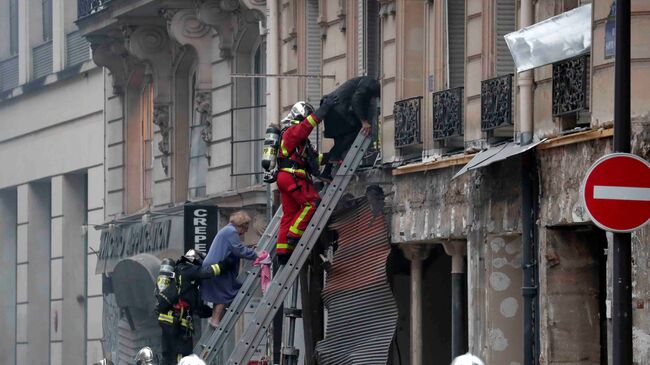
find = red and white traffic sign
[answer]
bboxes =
[580,153,650,232]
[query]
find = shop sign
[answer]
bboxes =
[98,220,171,261]
[184,205,219,255]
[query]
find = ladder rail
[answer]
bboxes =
[194,206,283,358]
[224,133,370,365]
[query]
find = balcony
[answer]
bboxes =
[393,96,423,149]
[481,74,513,131]
[432,87,463,140]
[552,54,589,117]
[77,0,113,19]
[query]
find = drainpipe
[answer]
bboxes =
[519,1,537,365]
[442,241,467,359]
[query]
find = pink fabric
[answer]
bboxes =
[253,250,272,293]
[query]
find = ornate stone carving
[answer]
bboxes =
[89,36,140,95]
[154,104,171,175]
[198,0,240,58]
[337,0,346,32]
[127,26,171,58]
[195,90,212,143]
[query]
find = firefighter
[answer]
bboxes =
[155,250,231,365]
[276,95,339,265]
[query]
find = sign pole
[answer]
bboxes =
[613,0,632,363]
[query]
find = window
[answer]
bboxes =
[251,44,266,185]
[446,0,465,89]
[188,75,208,199]
[495,0,515,76]
[42,0,52,41]
[10,0,18,55]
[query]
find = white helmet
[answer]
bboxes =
[451,353,485,365]
[184,249,205,264]
[177,354,207,365]
[281,101,314,129]
[134,346,157,365]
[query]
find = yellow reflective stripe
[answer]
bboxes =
[318,153,323,165]
[158,312,174,324]
[279,140,287,157]
[277,243,290,249]
[211,264,221,276]
[289,203,312,235]
[279,168,306,175]
[307,115,317,128]
[180,318,193,329]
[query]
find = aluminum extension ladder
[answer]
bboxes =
[195,132,371,365]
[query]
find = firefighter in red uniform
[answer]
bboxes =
[276,96,338,265]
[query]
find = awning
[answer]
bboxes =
[452,140,545,179]
[505,4,592,73]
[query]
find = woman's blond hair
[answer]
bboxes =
[229,210,252,227]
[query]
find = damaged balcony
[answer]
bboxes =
[393,96,423,155]
[432,87,464,152]
[481,74,514,143]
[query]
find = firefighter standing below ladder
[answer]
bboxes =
[155,250,231,365]
[275,95,339,265]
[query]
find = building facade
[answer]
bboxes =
[67,0,650,365]
[0,0,104,364]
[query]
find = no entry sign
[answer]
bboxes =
[580,153,650,232]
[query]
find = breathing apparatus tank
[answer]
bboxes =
[261,124,281,183]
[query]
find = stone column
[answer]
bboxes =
[52,0,65,72]
[442,240,468,358]
[18,0,31,83]
[401,244,431,365]
[26,181,51,365]
[60,174,86,365]
[0,189,17,365]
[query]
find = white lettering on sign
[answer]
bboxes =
[193,208,210,253]
[593,186,650,201]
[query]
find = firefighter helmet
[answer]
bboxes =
[281,101,314,130]
[451,353,485,365]
[134,346,157,365]
[177,354,207,365]
[184,249,205,265]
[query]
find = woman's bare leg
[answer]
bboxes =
[209,304,226,328]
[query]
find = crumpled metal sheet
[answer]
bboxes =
[505,4,592,73]
[314,198,398,365]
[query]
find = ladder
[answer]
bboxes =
[197,132,371,364]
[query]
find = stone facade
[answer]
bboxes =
[71,0,650,365]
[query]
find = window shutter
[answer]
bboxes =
[496,0,516,76]
[447,0,465,89]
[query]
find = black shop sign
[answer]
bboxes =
[184,205,218,255]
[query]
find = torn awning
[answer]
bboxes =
[452,140,545,179]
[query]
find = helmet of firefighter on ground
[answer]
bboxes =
[451,353,485,365]
[134,346,158,365]
[156,258,175,292]
[177,354,207,365]
[183,248,205,265]
[281,101,314,130]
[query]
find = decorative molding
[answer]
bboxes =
[195,89,212,141]
[400,244,431,262]
[89,36,139,95]
[197,0,240,58]
[337,0,346,33]
[153,104,171,175]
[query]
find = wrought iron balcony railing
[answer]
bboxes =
[393,96,423,148]
[552,54,589,117]
[78,0,112,18]
[481,74,513,131]
[432,87,463,140]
